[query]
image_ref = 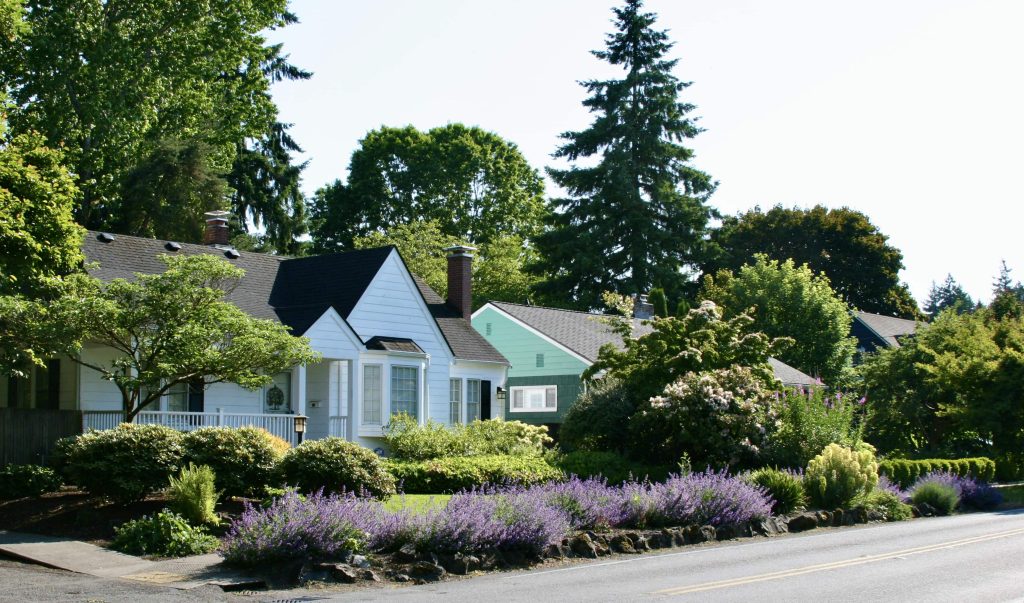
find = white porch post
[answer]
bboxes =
[294,364,307,416]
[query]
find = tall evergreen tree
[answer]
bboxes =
[532,0,716,310]
[923,274,974,317]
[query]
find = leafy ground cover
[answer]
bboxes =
[384,494,451,514]
[998,485,1024,505]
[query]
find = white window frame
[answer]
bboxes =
[362,364,383,425]
[449,378,463,425]
[466,378,481,422]
[510,385,558,413]
[390,364,419,420]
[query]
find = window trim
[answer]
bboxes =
[361,363,384,426]
[449,378,463,425]
[466,378,482,422]
[389,364,419,421]
[509,385,558,413]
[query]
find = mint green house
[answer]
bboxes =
[472,301,818,430]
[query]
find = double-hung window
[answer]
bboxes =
[466,379,481,422]
[391,366,418,419]
[362,365,383,425]
[449,378,462,424]
[510,386,557,412]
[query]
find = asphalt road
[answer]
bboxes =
[1,510,1021,602]
[330,508,1024,602]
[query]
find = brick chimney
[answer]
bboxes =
[203,210,230,246]
[444,245,476,319]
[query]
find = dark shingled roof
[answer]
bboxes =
[854,311,919,349]
[488,301,814,384]
[81,231,507,364]
[413,277,508,364]
[365,336,424,354]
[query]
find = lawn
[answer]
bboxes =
[384,493,451,513]
[998,485,1024,506]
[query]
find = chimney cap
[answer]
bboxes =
[204,210,230,222]
[443,244,477,257]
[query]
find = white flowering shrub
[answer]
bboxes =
[629,366,777,469]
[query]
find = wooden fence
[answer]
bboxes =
[0,408,83,466]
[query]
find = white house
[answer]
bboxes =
[0,213,509,448]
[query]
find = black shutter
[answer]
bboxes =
[43,359,61,410]
[481,380,491,420]
[188,380,205,412]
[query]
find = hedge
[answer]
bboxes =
[879,457,996,489]
[386,455,564,494]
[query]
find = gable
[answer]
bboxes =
[472,306,590,377]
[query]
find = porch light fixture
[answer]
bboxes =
[294,414,308,444]
[496,387,506,407]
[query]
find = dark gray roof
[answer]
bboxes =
[768,358,818,387]
[488,301,814,384]
[854,311,919,348]
[82,231,507,364]
[413,277,508,364]
[488,302,652,362]
[365,336,424,354]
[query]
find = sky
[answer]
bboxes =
[266,0,1024,307]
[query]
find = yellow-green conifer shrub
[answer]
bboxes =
[804,443,879,509]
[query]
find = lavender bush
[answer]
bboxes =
[909,471,1002,511]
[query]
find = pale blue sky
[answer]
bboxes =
[267,0,1024,306]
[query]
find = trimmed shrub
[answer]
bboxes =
[858,490,912,521]
[878,457,996,489]
[910,482,959,515]
[0,464,63,500]
[278,437,396,498]
[804,444,878,510]
[168,464,220,526]
[222,490,372,566]
[386,455,563,494]
[383,414,552,461]
[547,450,670,485]
[112,510,219,557]
[182,427,287,498]
[746,468,806,514]
[384,414,463,460]
[61,424,184,504]
[559,378,637,453]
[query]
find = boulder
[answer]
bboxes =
[439,552,481,575]
[359,569,381,582]
[327,564,359,584]
[684,524,717,543]
[916,503,937,517]
[409,561,446,582]
[570,534,599,558]
[394,543,418,563]
[392,573,413,583]
[610,534,637,554]
[752,517,786,537]
[350,554,371,569]
[788,512,819,533]
[716,522,752,541]
[542,543,566,559]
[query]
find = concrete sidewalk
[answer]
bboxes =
[0,531,261,590]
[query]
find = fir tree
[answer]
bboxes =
[532,0,715,309]
[923,274,974,317]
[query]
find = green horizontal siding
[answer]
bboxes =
[472,307,590,378]
[505,374,582,425]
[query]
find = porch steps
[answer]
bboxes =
[0,531,262,590]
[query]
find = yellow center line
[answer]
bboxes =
[653,526,1024,597]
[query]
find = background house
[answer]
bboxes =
[0,215,508,450]
[851,310,919,354]
[472,301,817,433]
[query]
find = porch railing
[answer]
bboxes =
[82,410,298,445]
[329,415,348,439]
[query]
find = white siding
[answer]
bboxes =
[78,345,123,411]
[204,382,263,414]
[451,361,508,421]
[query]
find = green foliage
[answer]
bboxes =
[61,424,184,504]
[278,437,396,498]
[804,444,879,510]
[0,464,63,500]
[386,455,563,494]
[168,464,219,526]
[704,204,921,319]
[648,288,669,318]
[746,468,806,515]
[383,414,552,461]
[111,510,219,557]
[588,301,786,402]
[0,0,301,234]
[878,457,996,489]
[546,450,670,485]
[530,0,715,309]
[309,123,547,253]
[0,254,319,417]
[630,366,777,468]
[857,490,912,522]
[910,482,959,516]
[0,131,83,298]
[182,427,288,498]
[924,274,975,317]
[769,388,865,469]
[702,255,856,384]
[559,378,637,454]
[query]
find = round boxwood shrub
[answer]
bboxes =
[182,427,288,498]
[804,443,878,510]
[62,423,184,504]
[278,437,395,498]
[0,464,63,500]
[746,468,806,515]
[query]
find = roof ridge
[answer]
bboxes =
[491,300,610,317]
[85,229,290,262]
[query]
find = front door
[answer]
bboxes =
[187,380,205,412]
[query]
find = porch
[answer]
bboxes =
[81,410,349,447]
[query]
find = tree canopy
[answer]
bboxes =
[705,205,921,319]
[0,0,307,247]
[0,131,83,297]
[0,254,319,421]
[530,0,716,310]
[924,274,975,317]
[701,255,856,384]
[309,124,547,253]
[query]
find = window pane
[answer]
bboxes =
[167,382,188,412]
[363,365,382,425]
[391,366,418,419]
[449,378,462,424]
[512,389,524,409]
[510,386,557,412]
[545,387,557,409]
[466,379,481,422]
